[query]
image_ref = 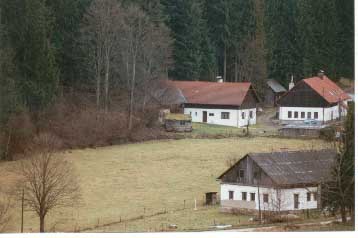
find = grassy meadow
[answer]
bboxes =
[0,137,330,232]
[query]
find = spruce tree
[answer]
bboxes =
[296,0,340,80]
[46,0,91,88]
[336,0,354,79]
[205,0,231,81]
[1,0,59,112]
[264,0,301,87]
[162,0,206,80]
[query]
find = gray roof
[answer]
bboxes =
[248,149,335,185]
[267,79,287,93]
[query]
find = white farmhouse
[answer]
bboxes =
[167,80,260,127]
[217,150,335,212]
[277,73,351,125]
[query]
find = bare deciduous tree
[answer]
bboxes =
[120,6,150,130]
[82,0,122,111]
[20,133,80,232]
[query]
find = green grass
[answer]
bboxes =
[188,123,245,136]
[182,123,279,138]
[0,137,329,232]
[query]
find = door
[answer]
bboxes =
[294,194,299,209]
[203,111,207,123]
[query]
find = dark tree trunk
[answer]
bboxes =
[340,205,347,223]
[40,215,45,232]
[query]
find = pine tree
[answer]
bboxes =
[296,0,340,80]
[205,0,231,81]
[162,0,206,80]
[46,0,92,88]
[1,0,59,112]
[264,0,302,87]
[336,0,354,79]
[0,13,20,125]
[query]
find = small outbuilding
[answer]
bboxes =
[205,192,218,205]
[164,113,192,132]
[265,79,287,107]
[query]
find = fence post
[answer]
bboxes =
[194,198,197,210]
[183,200,186,209]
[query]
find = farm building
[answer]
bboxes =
[265,79,287,107]
[277,72,351,125]
[217,149,335,213]
[164,80,260,127]
[164,113,192,132]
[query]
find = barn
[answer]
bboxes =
[265,79,287,107]
[277,73,351,125]
[166,80,260,128]
[217,150,335,213]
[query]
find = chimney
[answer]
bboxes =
[216,76,223,83]
[318,70,325,79]
[289,75,295,90]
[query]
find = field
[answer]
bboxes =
[0,137,329,232]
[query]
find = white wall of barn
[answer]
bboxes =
[184,107,256,127]
[279,101,348,123]
[220,183,318,211]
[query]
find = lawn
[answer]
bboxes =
[184,122,278,137]
[0,137,329,232]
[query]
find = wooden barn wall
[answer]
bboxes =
[278,82,330,107]
[220,156,275,187]
[241,87,259,109]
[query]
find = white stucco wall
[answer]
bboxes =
[184,107,256,128]
[220,183,318,211]
[279,101,348,123]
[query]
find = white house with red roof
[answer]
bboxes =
[166,80,260,127]
[277,72,351,124]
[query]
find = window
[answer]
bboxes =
[288,111,292,118]
[242,112,245,119]
[180,121,186,126]
[239,170,245,179]
[195,112,198,116]
[301,112,305,119]
[229,191,234,200]
[263,194,269,203]
[221,112,230,119]
[307,192,311,201]
[242,192,247,201]
[250,193,255,201]
[189,111,192,116]
[209,113,214,116]
[314,112,318,119]
[294,111,299,118]
[307,112,312,119]
[313,192,317,201]
[249,111,253,119]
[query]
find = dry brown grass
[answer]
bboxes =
[0,137,329,232]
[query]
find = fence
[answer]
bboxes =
[73,198,217,233]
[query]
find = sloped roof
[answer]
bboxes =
[303,76,351,104]
[248,150,335,186]
[167,81,257,106]
[150,81,187,105]
[267,79,287,93]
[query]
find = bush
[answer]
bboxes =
[0,111,36,160]
[319,126,336,141]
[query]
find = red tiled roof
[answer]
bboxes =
[303,76,351,104]
[168,80,254,106]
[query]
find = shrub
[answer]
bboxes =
[319,126,336,141]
